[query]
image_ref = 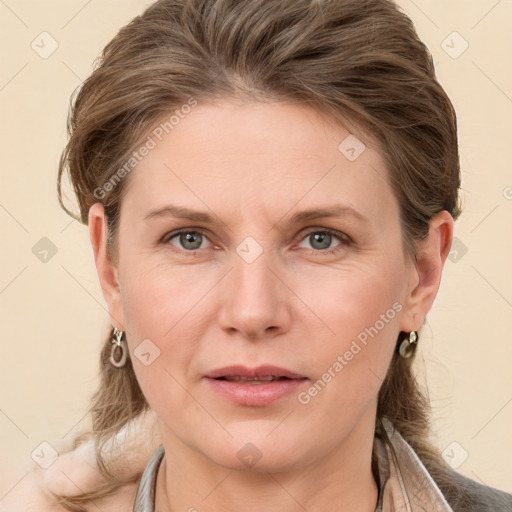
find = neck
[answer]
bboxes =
[154,415,379,512]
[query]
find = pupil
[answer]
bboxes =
[312,232,331,250]
[181,232,201,250]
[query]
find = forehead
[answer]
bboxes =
[120,100,398,227]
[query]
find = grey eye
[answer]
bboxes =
[296,229,349,253]
[308,232,333,250]
[168,231,209,251]
[182,232,202,250]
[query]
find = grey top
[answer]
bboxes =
[132,443,165,512]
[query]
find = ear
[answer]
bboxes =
[399,210,454,332]
[88,202,126,331]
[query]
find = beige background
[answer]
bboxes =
[1,0,511,499]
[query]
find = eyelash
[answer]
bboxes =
[160,227,352,256]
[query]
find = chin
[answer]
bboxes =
[198,431,309,473]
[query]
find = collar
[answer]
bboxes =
[374,416,454,512]
[133,417,454,512]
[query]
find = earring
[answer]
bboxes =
[398,331,418,359]
[109,327,128,368]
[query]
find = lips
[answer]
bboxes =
[203,365,309,406]
[204,364,307,381]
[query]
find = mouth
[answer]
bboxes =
[203,365,309,406]
[213,375,301,384]
[204,364,307,381]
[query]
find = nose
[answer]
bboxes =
[217,252,291,341]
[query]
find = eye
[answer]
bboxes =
[162,229,212,251]
[297,228,351,254]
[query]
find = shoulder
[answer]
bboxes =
[0,440,139,512]
[449,470,512,512]
[1,469,139,512]
[378,417,512,512]
[2,411,161,512]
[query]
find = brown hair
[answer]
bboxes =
[55,0,467,509]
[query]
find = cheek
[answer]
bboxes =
[119,256,207,339]
[118,261,209,400]
[295,256,404,343]
[294,260,404,404]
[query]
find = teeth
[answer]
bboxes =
[224,376,280,382]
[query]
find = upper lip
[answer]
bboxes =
[204,365,307,379]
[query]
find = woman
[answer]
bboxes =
[6,0,512,510]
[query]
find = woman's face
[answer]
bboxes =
[91,99,442,472]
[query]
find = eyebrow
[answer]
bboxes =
[144,205,214,223]
[143,204,369,224]
[288,206,368,224]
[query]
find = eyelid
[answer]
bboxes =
[161,227,215,250]
[298,226,351,242]
[295,227,352,250]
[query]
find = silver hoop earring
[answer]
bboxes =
[109,327,128,368]
[398,331,418,359]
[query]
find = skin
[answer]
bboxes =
[89,99,453,512]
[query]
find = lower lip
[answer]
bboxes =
[204,377,308,406]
